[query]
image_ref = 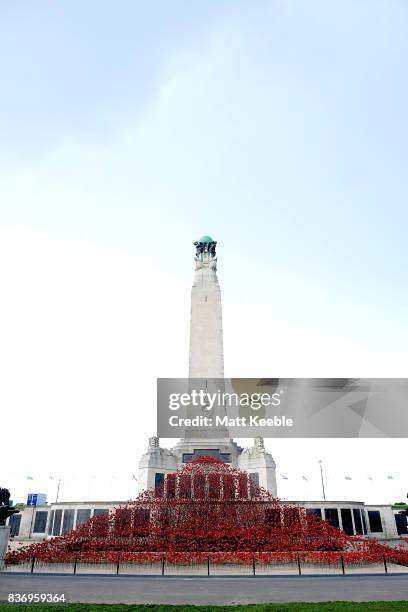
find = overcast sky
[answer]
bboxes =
[1,0,407,506]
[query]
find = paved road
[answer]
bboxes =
[1,573,408,604]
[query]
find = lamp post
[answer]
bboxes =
[318,460,326,501]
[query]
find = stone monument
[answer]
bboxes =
[138,236,277,494]
[0,487,20,569]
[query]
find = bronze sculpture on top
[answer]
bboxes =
[0,488,19,526]
[194,237,217,258]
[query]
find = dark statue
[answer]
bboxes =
[0,487,20,526]
[194,240,217,257]
[194,241,204,256]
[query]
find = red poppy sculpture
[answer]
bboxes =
[5,457,408,568]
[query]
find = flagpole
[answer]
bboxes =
[318,460,326,501]
[55,478,62,503]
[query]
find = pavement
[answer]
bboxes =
[1,573,408,605]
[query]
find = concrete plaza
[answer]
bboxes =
[1,573,408,605]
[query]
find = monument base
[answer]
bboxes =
[0,525,10,569]
[138,436,277,495]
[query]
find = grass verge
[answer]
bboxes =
[1,603,408,611]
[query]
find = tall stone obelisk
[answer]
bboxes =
[183,236,229,440]
[189,236,224,379]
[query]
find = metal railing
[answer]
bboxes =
[5,553,407,576]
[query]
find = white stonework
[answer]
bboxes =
[6,502,121,551]
[189,245,224,379]
[138,237,277,495]
[138,437,178,491]
[237,437,277,495]
[0,525,10,569]
[366,504,401,539]
[295,501,401,542]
